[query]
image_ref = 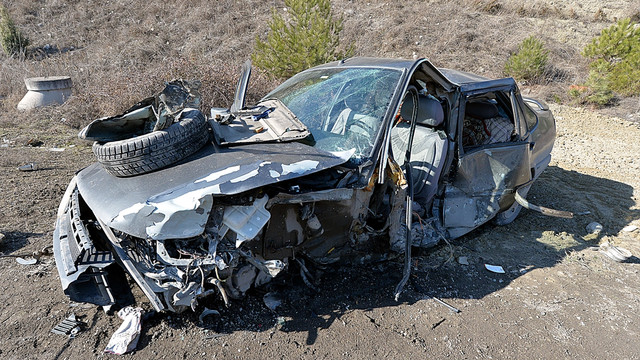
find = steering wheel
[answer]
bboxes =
[348,117,376,137]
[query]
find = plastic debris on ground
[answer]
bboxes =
[51,313,84,338]
[457,256,469,265]
[16,257,38,265]
[104,306,144,355]
[622,224,638,232]
[599,243,632,263]
[586,222,603,234]
[17,163,37,171]
[198,307,220,324]
[485,264,505,274]
[263,292,282,311]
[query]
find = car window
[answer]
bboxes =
[521,100,539,132]
[265,67,402,165]
[461,91,517,150]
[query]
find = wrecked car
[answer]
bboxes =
[53,57,561,313]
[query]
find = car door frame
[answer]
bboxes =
[442,81,533,238]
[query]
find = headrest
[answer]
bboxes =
[400,95,444,126]
[465,101,499,119]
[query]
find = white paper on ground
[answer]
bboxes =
[104,306,144,355]
[485,264,505,274]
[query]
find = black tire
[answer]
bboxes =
[92,109,210,177]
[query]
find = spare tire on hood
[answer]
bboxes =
[92,108,210,177]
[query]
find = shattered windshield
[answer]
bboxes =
[264,67,402,164]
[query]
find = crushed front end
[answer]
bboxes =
[53,179,291,313]
[52,141,396,313]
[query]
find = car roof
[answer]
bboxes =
[312,57,514,89]
[437,68,491,85]
[314,57,418,71]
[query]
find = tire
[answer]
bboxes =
[92,109,209,177]
[494,184,531,226]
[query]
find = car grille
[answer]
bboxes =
[58,187,114,276]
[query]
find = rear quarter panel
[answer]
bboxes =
[525,99,556,175]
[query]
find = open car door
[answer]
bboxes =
[443,84,532,238]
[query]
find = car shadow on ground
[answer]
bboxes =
[0,230,40,255]
[134,165,639,348]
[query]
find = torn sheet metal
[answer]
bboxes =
[76,142,349,240]
[443,143,530,238]
[211,99,310,145]
[79,80,201,142]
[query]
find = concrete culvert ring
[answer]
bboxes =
[17,76,73,110]
[92,109,210,177]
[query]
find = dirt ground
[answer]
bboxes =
[1,101,639,359]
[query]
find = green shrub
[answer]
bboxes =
[252,0,353,79]
[581,18,640,100]
[0,5,29,56]
[504,36,549,82]
[584,64,614,105]
[583,18,640,63]
[568,61,614,106]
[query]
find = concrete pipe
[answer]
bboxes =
[17,76,72,110]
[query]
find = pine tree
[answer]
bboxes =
[582,18,640,97]
[252,0,353,78]
[504,36,549,82]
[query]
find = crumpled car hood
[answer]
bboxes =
[77,141,352,240]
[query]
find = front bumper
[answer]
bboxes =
[53,177,116,309]
[52,177,287,313]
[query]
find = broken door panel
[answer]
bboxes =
[443,142,531,238]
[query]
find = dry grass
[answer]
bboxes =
[0,0,281,129]
[0,0,635,132]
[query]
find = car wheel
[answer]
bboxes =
[92,109,210,177]
[494,184,531,226]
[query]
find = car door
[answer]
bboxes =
[443,84,532,238]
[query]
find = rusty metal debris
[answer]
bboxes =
[515,185,574,219]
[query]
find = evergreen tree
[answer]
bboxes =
[252,0,353,78]
[504,36,549,82]
[582,18,640,97]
